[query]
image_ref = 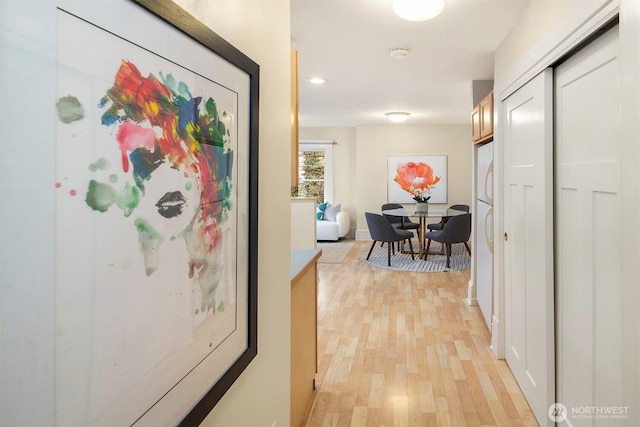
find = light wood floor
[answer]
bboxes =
[305,241,538,427]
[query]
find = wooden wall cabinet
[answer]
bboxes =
[471,104,481,141]
[472,90,494,144]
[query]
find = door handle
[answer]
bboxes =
[504,232,508,241]
[483,207,493,253]
[484,160,494,205]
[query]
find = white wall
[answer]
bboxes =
[494,0,576,81]
[495,0,617,95]
[173,1,292,425]
[301,125,472,239]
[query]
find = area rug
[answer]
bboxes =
[360,243,470,272]
[317,241,356,263]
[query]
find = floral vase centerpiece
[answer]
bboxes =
[393,161,441,214]
[414,194,431,213]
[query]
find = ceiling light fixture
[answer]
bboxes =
[393,0,445,22]
[385,112,410,123]
[308,77,326,85]
[390,47,411,59]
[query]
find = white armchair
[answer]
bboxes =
[316,203,350,241]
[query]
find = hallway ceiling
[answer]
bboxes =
[291,0,530,127]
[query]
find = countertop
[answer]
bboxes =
[291,248,322,282]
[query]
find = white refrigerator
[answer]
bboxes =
[476,141,494,330]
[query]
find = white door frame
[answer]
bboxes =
[618,0,640,409]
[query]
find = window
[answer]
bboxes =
[298,141,333,203]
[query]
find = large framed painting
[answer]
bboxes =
[388,155,447,204]
[52,1,258,425]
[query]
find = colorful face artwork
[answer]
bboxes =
[57,59,235,314]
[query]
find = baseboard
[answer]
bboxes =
[355,228,371,241]
[347,227,357,239]
[466,279,478,306]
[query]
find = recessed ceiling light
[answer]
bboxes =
[390,47,411,59]
[393,0,445,22]
[385,112,411,123]
[308,77,326,85]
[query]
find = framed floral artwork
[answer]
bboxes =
[387,155,447,204]
[50,1,258,425]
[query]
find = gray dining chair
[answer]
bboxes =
[424,213,471,268]
[365,212,415,266]
[426,204,470,232]
[381,203,420,231]
[381,203,419,251]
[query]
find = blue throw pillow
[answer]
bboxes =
[316,202,330,220]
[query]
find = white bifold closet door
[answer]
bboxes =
[555,24,621,425]
[503,68,555,426]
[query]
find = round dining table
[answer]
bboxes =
[381,207,467,259]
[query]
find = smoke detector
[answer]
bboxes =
[390,47,410,59]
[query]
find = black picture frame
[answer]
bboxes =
[128,1,260,424]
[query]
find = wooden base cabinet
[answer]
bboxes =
[290,249,321,427]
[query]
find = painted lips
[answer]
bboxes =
[155,191,187,218]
